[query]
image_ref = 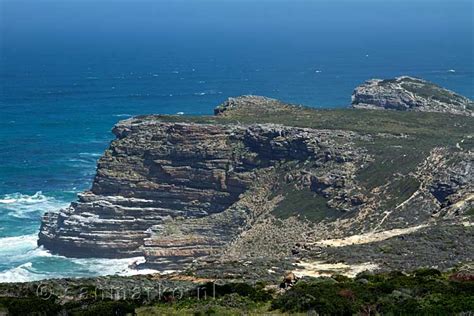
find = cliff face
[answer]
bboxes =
[39,84,473,273]
[352,76,474,116]
[39,122,253,258]
[38,112,364,260]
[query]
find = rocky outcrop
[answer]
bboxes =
[352,76,473,116]
[38,113,364,261]
[39,122,255,257]
[214,95,294,116]
[422,149,473,218]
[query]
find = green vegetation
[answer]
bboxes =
[0,296,137,316]
[0,269,472,315]
[380,176,420,210]
[139,282,273,316]
[151,103,474,205]
[400,82,462,105]
[148,106,472,139]
[377,76,466,105]
[355,137,427,189]
[137,270,474,314]
[66,301,136,316]
[148,106,472,164]
[272,185,342,222]
[0,297,63,315]
[378,78,398,86]
[467,208,474,216]
[150,104,472,216]
[137,301,274,316]
[272,269,474,315]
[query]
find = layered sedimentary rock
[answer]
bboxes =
[39,108,364,260]
[40,122,254,257]
[352,76,473,116]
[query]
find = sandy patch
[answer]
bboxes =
[453,193,474,209]
[309,224,428,248]
[294,261,378,278]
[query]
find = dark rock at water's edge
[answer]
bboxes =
[352,76,474,116]
[38,78,474,276]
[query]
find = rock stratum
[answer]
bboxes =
[352,76,474,116]
[39,78,474,276]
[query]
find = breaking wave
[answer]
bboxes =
[0,234,38,253]
[0,248,158,283]
[0,233,158,283]
[0,193,159,283]
[0,191,68,219]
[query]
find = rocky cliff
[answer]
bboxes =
[39,111,365,260]
[39,80,473,274]
[352,76,474,116]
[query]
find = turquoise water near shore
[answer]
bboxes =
[0,0,473,282]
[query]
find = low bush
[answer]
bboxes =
[271,270,474,314]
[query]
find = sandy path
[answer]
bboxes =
[308,224,428,248]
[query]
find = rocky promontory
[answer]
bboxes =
[352,76,473,116]
[39,80,473,275]
[39,109,365,261]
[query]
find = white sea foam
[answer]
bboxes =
[0,234,43,283]
[0,234,38,253]
[78,152,102,158]
[113,114,132,117]
[71,256,159,277]
[0,262,38,283]
[0,253,160,283]
[193,90,222,96]
[0,192,159,283]
[0,234,159,283]
[0,235,56,266]
[0,191,47,204]
[0,192,68,219]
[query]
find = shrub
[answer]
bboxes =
[69,301,135,316]
[414,268,442,278]
[270,270,474,314]
[0,297,62,316]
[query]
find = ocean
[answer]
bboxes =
[0,0,472,282]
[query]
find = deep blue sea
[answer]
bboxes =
[0,0,473,282]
